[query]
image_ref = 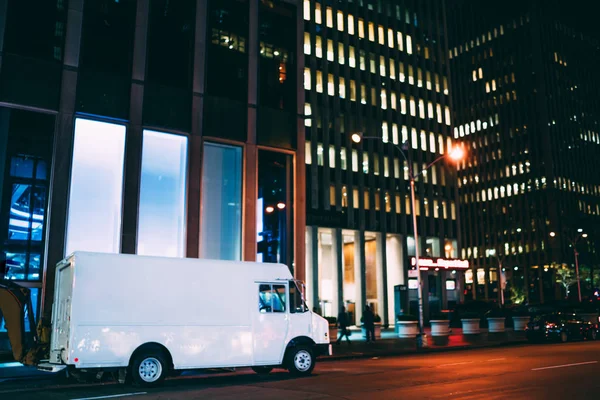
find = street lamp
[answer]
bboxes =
[551,231,590,302]
[351,132,465,348]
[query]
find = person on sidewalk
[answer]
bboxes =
[336,306,352,345]
[363,305,375,343]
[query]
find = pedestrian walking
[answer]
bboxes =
[363,305,375,343]
[336,306,352,345]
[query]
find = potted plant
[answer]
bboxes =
[486,309,507,333]
[325,316,338,341]
[429,313,451,337]
[396,314,419,338]
[511,309,531,331]
[460,312,481,335]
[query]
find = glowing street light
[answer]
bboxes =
[265,206,275,213]
[549,232,556,237]
[350,131,465,349]
[277,202,286,210]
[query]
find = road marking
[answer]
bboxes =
[438,361,474,367]
[487,358,506,361]
[532,361,598,371]
[70,392,147,400]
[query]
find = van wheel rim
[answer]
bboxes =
[294,350,312,372]
[139,357,162,382]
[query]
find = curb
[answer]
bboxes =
[321,340,528,362]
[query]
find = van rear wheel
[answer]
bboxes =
[131,351,169,387]
[251,366,273,375]
[286,346,315,376]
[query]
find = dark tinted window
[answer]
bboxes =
[206,0,249,102]
[2,0,68,61]
[146,0,196,88]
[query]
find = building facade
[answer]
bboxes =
[0,0,306,349]
[302,0,465,326]
[448,0,600,304]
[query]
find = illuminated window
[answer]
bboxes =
[363,153,369,174]
[492,79,496,91]
[327,39,334,61]
[304,32,311,55]
[350,80,357,101]
[370,53,376,73]
[472,70,477,81]
[389,59,396,79]
[348,14,355,35]
[402,125,408,143]
[478,67,483,79]
[451,201,456,220]
[420,131,427,151]
[326,7,333,28]
[358,18,365,38]
[443,77,448,94]
[338,43,345,64]
[411,128,418,149]
[305,141,312,164]
[382,121,389,143]
[391,92,397,110]
[359,50,366,70]
[406,34,413,54]
[304,67,311,90]
[303,0,310,21]
[418,99,425,119]
[399,62,405,82]
[427,102,434,119]
[380,89,387,109]
[435,73,440,92]
[444,106,451,125]
[400,94,407,114]
[304,103,312,127]
[327,73,334,96]
[329,145,336,168]
[408,65,414,85]
[392,123,399,144]
[315,3,322,24]
[352,150,359,172]
[371,87,377,106]
[368,22,375,41]
[486,82,490,93]
[379,56,386,77]
[67,119,126,255]
[387,28,394,48]
[378,25,384,45]
[315,36,322,58]
[360,84,366,104]
[409,97,416,116]
[438,135,444,154]
[417,68,423,87]
[329,185,336,206]
[397,32,404,51]
[426,71,432,90]
[429,133,436,153]
[349,46,356,67]
[337,10,344,31]
[339,76,346,98]
[316,70,323,92]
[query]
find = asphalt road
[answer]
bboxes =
[2,340,600,400]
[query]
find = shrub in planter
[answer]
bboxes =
[396,314,419,338]
[511,311,531,331]
[430,313,450,336]
[460,312,481,335]
[485,309,507,333]
[325,316,338,326]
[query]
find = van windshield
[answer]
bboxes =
[289,281,308,313]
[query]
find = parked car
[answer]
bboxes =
[526,312,598,343]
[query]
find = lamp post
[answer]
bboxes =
[351,133,465,348]
[550,230,589,302]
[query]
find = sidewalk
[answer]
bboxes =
[0,328,527,381]
[323,327,528,361]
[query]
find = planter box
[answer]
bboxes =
[461,318,481,335]
[361,323,382,339]
[397,321,419,338]
[512,316,530,331]
[430,320,451,336]
[487,317,506,333]
[329,325,339,341]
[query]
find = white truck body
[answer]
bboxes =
[47,252,330,375]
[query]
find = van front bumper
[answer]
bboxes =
[314,343,332,357]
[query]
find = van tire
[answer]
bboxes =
[130,351,169,387]
[251,366,273,375]
[286,346,315,376]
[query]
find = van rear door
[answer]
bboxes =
[49,256,75,364]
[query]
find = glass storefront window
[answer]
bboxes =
[200,143,243,260]
[65,118,126,255]
[138,130,188,257]
[257,151,293,266]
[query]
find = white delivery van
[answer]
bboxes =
[40,251,331,386]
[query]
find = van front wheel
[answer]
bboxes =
[286,346,315,376]
[131,351,168,387]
